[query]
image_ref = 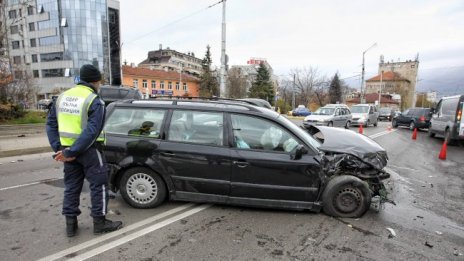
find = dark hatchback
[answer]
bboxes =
[102,98,391,217]
[392,107,432,130]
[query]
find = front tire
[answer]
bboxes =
[120,167,167,208]
[328,121,333,127]
[409,121,415,131]
[345,121,350,129]
[392,119,398,128]
[322,175,372,218]
[428,125,435,138]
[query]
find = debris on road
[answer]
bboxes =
[347,224,353,228]
[386,227,396,238]
[454,249,463,256]
[435,231,442,235]
[18,134,26,137]
[416,216,424,219]
[424,241,433,248]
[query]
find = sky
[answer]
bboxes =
[120,0,464,91]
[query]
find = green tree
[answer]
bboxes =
[199,45,218,97]
[248,63,274,104]
[328,73,342,104]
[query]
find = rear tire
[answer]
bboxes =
[345,121,350,129]
[445,128,456,146]
[322,175,372,218]
[428,125,435,138]
[409,121,415,131]
[328,122,333,127]
[120,167,167,209]
[374,119,378,127]
[392,119,398,128]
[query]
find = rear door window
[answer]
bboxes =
[167,110,224,146]
[104,107,166,138]
[442,98,459,117]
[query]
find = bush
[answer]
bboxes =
[0,103,26,121]
[276,99,292,114]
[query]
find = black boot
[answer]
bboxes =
[93,216,123,235]
[66,216,78,237]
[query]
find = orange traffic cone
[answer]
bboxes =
[438,140,447,160]
[359,124,363,134]
[412,128,417,140]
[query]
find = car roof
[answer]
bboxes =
[323,104,348,108]
[109,97,280,118]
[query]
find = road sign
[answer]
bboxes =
[74,76,80,84]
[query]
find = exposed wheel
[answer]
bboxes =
[392,119,398,128]
[120,167,166,208]
[345,121,350,129]
[445,128,455,145]
[322,175,372,218]
[328,122,333,127]
[409,121,415,131]
[428,125,435,138]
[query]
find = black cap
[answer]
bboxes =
[80,64,101,83]
[142,121,154,128]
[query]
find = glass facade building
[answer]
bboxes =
[4,0,120,98]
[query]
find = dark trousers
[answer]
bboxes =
[62,147,109,217]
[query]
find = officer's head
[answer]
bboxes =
[141,121,154,131]
[80,64,102,89]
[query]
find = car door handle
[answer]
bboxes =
[160,152,175,157]
[233,161,249,168]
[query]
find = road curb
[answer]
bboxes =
[0,146,52,158]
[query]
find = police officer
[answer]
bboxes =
[46,64,122,237]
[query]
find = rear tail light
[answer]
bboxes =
[457,110,462,121]
[419,116,425,122]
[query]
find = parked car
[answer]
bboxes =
[392,107,432,130]
[292,106,311,116]
[428,95,464,145]
[99,85,143,106]
[102,98,390,218]
[303,104,351,129]
[378,107,395,121]
[350,104,379,127]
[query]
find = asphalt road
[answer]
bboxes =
[0,121,463,261]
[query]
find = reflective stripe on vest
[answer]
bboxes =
[56,85,98,146]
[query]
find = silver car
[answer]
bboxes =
[350,104,379,127]
[303,104,352,128]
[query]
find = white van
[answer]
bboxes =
[350,104,379,127]
[428,95,464,145]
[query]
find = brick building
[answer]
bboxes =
[122,65,200,98]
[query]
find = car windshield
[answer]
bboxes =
[313,107,334,115]
[379,108,391,113]
[278,116,321,150]
[351,106,369,113]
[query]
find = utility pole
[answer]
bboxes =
[378,70,383,108]
[361,43,377,103]
[219,0,227,97]
[292,74,296,109]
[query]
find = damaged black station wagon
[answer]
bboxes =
[102,98,391,218]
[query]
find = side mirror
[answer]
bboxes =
[291,145,308,160]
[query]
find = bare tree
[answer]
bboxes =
[227,67,247,98]
[289,66,327,107]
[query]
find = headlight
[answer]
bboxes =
[318,119,326,122]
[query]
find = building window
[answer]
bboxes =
[151,80,156,89]
[183,82,187,91]
[29,22,35,31]
[32,54,38,63]
[133,79,138,88]
[30,38,36,47]
[168,82,172,90]
[33,70,39,78]
[160,81,164,89]
[12,41,20,49]
[142,80,147,89]
[27,6,34,15]
[175,82,180,90]
[60,18,67,27]
[10,25,19,34]
[8,10,16,19]
[13,56,21,64]
[42,69,64,78]
[14,71,23,79]
[40,52,63,61]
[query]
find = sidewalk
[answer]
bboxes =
[0,133,51,158]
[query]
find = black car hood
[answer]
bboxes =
[310,126,388,170]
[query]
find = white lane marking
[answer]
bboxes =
[38,203,197,261]
[68,204,211,261]
[0,177,63,191]
[369,129,397,139]
[388,164,417,172]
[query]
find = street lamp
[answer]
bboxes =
[360,43,377,103]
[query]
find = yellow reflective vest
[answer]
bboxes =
[55,85,104,146]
